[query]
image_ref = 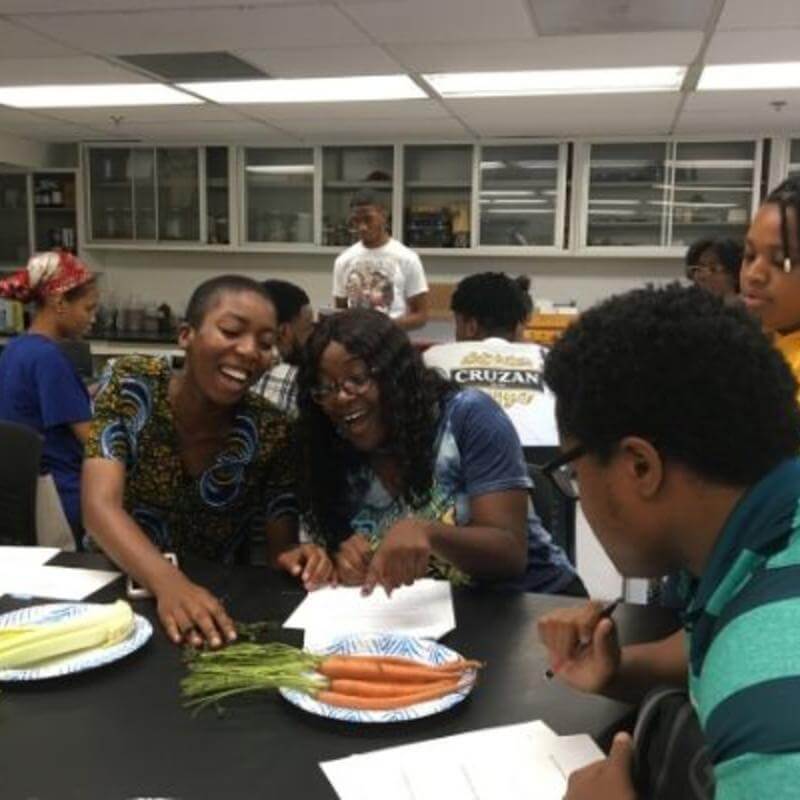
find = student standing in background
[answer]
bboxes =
[0,251,98,547]
[333,190,429,331]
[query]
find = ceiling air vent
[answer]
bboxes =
[116,52,267,82]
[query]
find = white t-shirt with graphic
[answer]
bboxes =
[424,337,559,446]
[333,237,428,319]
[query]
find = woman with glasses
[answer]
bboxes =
[684,237,743,300]
[296,308,583,597]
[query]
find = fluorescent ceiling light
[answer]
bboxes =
[180,75,426,104]
[246,165,314,175]
[0,83,200,108]
[699,62,800,91]
[424,66,685,98]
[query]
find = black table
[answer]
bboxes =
[0,553,678,800]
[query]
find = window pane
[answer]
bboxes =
[245,148,314,243]
[404,145,471,248]
[479,144,559,247]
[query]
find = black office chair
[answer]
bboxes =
[524,445,577,565]
[0,420,43,546]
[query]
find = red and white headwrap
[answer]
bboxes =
[0,250,93,303]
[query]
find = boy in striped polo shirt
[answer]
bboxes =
[537,284,800,800]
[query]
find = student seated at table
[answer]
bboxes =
[296,307,583,597]
[423,271,558,447]
[741,176,800,393]
[0,251,98,548]
[83,275,333,649]
[536,285,800,800]
[684,236,742,301]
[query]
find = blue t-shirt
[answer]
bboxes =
[0,334,90,531]
[344,389,577,593]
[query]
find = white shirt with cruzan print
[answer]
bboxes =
[333,237,428,318]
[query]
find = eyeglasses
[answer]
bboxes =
[685,263,724,280]
[310,369,376,404]
[541,443,587,500]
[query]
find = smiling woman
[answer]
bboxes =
[296,308,583,597]
[82,275,334,649]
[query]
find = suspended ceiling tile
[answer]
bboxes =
[529,0,714,35]
[238,45,399,78]
[0,18,80,58]
[16,6,368,55]
[237,99,448,122]
[348,0,536,44]
[281,115,469,140]
[39,103,240,124]
[395,31,701,72]
[704,29,800,65]
[676,110,800,135]
[448,93,680,137]
[717,0,800,30]
[0,0,319,10]
[0,57,146,86]
[88,118,291,143]
[683,88,800,114]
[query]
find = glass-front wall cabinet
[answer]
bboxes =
[585,142,671,247]
[322,146,393,247]
[206,147,229,245]
[404,145,471,248]
[478,144,561,247]
[0,174,29,265]
[669,140,756,248]
[788,139,800,181]
[88,147,200,242]
[245,147,314,244]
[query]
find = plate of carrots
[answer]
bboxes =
[279,632,481,723]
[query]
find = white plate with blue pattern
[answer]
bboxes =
[279,632,477,723]
[0,602,153,682]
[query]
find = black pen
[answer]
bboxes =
[544,596,623,680]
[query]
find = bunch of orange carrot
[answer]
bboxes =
[181,642,482,713]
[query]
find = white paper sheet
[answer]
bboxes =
[320,720,604,800]
[0,564,121,600]
[0,546,60,567]
[284,579,456,649]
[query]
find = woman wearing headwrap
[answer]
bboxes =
[0,250,98,546]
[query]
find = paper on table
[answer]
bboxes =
[548,734,605,776]
[0,546,60,567]
[0,564,121,600]
[320,721,563,800]
[283,579,455,649]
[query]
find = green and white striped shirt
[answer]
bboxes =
[681,458,800,799]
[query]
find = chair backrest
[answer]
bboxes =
[0,420,43,546]
[523,445,577,565]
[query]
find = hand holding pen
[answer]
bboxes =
[537,597,624,692]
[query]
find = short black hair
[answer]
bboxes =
[184,274,272,328]
[450,272,531,336]
[685,237,744,287]
[349,189,386,210]
[544,284,800,486]
[261,279,310,325]
[765,176,800,268]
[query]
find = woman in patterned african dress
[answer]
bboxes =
[83,275,333,648]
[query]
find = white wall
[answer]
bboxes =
[82,247,683,318]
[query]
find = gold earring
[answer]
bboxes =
[784,257,792,274]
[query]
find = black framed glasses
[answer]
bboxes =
[541,443,587,500]
[310,369,377,404]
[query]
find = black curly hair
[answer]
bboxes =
[296,308,454,546]
[450,271,531,337]
[543,284,800,486]
[765,176,800,270]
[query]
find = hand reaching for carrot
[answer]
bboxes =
[362,519,431,596]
